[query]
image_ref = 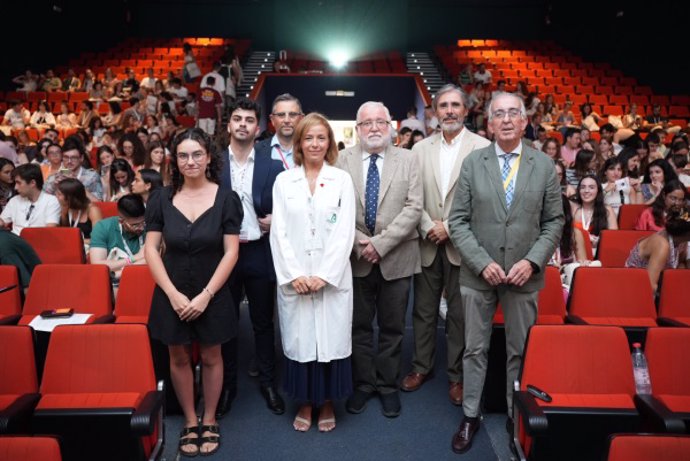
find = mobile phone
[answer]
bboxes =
[526,384,552,403]
[40,308,74,318]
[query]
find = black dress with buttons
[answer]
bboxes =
[146,186,243,345]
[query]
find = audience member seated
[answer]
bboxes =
[399,106,425,134]
[2,101,30,130]
[554,159,576,198]
[44,136,103,201]
[39,69,62,92]
[0,230,41,288]
[638,158,678,205]
[565,148,597,188]
[552,194,598,287]
[0,163,60,235]
[644,104,682,134]
[669,154,690,187]
[12,70,38,92]
[55,102,78,130]
[555,100,577,135]
[636,180,687,231]
[580,102,602,132]
[560,127,581,167]
[105,158,134,202]
[571,174,618,249]
[120,69,140,98]
[625,206,690,292]
[168,78,189,101]
[103,68,121,98]
[61,69,81,92]
[81,68,95,92]
[140,68,158,90]
[600,157,640,215]
[396,126,412,148]
[0,158,15,212]
[131,168,163,204]
[75,101,96,129]
[457,63,474,85]
[116,132,146,169]
[89,193,147,281]
[56,178,102,241]
[29,101,56,130]
[40,142,63,181]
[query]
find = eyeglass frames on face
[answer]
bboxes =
[356,119,390,130]
[271,112,302,119]
[176,152,206,162]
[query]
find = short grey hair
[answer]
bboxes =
[432,84,469,112]
[271,93,302,114]
[486,92,527,121]
[356,101,391,123]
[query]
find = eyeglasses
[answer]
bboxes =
[357,119,390,130]
[271,112,302,119]
[25,204,35,221]
[122,218,146,229]
[62,155,81,163]
[491,109,522,120]
[176,152,206,162]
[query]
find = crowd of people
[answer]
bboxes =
[1,74,689,458]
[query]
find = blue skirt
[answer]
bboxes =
[283,356,353,406]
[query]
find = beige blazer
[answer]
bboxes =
[336,143,422,280]
[413,130,491,267]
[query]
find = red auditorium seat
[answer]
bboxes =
[0,436,62,460]
[617,205,649,230]
[0,326,40,434]
[513,325,641,461]
[20,227,86,264]
[606,434,690,461]
[114,265,156,324]
[493,266,566,325]
[657,270,690,327]
[597,230,655,267]
[0,266,21,325]
[33,324,163,461]
[93,201,119,218]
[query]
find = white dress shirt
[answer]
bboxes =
[439,129,467,198]
[228,147,261,241]
[362,151,385,187]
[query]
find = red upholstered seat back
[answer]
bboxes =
[658,269,690,319]
[92,201,119,218]
[114,265,155,323]
[597,230,655,267]
[0,265,21,317]
[22,264,112,317]
[520,325,635,395]
[0,326,38,394]
[568,267,656,319]
[0,436,62,461]
[618,204,649,230]
[645,328,690,396]
[607,434,690,461]
[41,324,154,394]
[20,227,86,264]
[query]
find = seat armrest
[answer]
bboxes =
[514,390,548,435]
[634,394,686,433]
[131,390,164,435]
[91,314,116,324]
[0,393,41,433]
[0,314,21,325]
[565,314,588,325]
[657,317,689,328]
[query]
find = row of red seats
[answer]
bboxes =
[0,324,162,461]
[513,325,690,460]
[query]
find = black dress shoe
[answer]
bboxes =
[451,417,480,454]
[216,388,236,419]
[260,385,285,415]
[346,389,373,414]
[380,391,401,418]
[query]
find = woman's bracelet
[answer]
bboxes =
[202,287,214,298]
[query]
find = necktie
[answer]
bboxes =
[501,153,517,208]
[365,154,380,234]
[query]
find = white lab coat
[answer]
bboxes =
[270,164,356,363]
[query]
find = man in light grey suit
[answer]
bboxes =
[337,101,422,418]
[402,84,490,407]
[448,93,563,454]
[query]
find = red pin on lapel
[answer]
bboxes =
[320,183,324,187]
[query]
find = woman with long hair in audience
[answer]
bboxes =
[571,174,618,249]
[597,136,616,160]
[117,132,147,169]
[103,100,123,130]
[543,94,559,119]
[541,137,561,162]
[554,159,576,198]
[55,102,77,130]
[565,148,597,188]
[0,159,15,212]
[145,128,242,457]
[144,141,171,185]
[30,100,56,130]
[145,114,162,136]
[580,103,602,132]
[638,158,678,205]
[103,68,121,97]
[55,178,102,240]
[625,205,690,292]
[551,194,589,268]
[106,158,135,202]
[88,117,107,148]
[131,168,163,204]
[600,157,639,216]
[97,145,115,193]
[636,180,687,231]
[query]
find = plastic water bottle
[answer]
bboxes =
[631,342,652,395]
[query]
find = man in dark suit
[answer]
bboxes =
[448,92,564,453]
[218,98,286,417]
[253,93,304,169]
[337,101,423,418]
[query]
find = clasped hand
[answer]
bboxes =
[481,260,534,287]
[291,276,327,294]
[169,289,211,322]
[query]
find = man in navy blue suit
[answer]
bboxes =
[218,98,286,417]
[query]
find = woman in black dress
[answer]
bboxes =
[145,128,242,457]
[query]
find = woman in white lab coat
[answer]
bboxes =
[270,113,356,433]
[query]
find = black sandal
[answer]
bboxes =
[199,423,221,457]
[178,425,201,458]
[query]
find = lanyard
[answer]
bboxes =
[274,145,290,169]
[581,208,592,231]
[117,223,143,259]
[68,209,82,228]
[502,153,521,190]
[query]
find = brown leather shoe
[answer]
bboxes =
[451,417,480,454]
[449,382,463,406]
[400,372,430,392]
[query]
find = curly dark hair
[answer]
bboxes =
[168,128,222,196]
[651,180,687,227]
